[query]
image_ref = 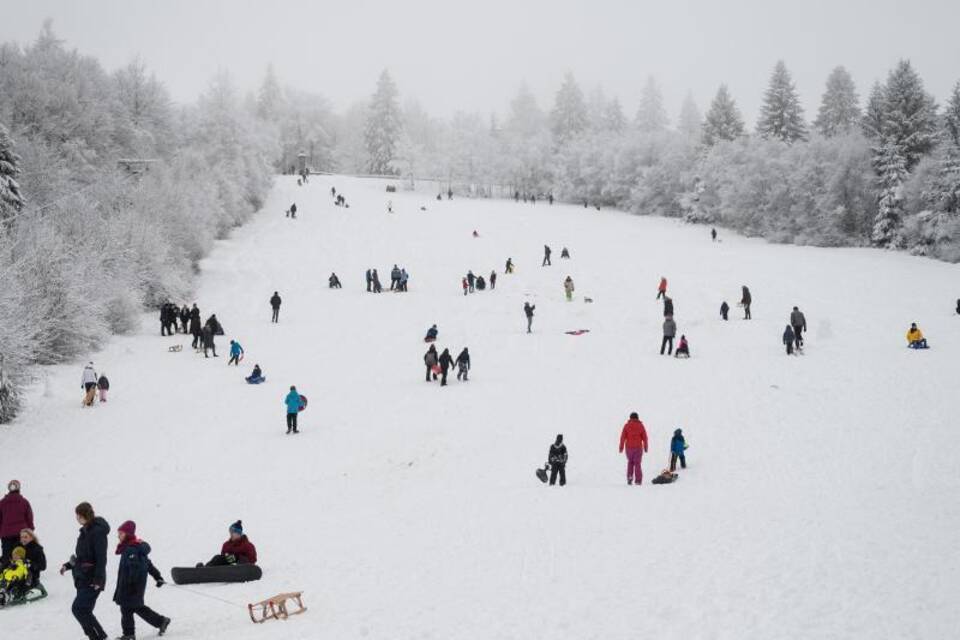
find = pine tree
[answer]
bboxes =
[635,76,668,133]
[256,63,283,122]
[550,72,588,145]
[943,80,960,147]
[0,123,24,221]
[814,66,860,137]
[872,138,908,247]
[756,60,807,142]
[604,97,627,133]
[678,92,702,141]
[880,60,938,171]
[702,85,744,146]
[861,82,885,139]
[364,69,402,175]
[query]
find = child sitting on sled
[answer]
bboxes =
[246,364,265,384]
[0,547,30,605]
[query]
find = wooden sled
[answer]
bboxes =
[248,592,307,624]
[168,344,183,352]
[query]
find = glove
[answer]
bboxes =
[224,554,237,565]
[156,579,165,588]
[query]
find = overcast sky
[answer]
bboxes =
[2,0,958,124]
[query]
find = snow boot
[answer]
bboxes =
[159,617,171,636]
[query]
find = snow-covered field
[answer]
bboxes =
[4,175,960,639]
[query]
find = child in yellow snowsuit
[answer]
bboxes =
[0,546,29,605]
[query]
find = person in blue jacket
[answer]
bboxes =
[228,340,244,366]
[246,364,265,384]
[112,520,169,640]
[424,324,438,342]
[670,429,687,471]
[284,386,301,434]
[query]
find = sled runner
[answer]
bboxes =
[298,395,308,412]
[168,344,183,352]
[0,583,47,608]
[248,591,307,624]
[565,329,591,336]
[535,464,549,483]
[171,564,262,585]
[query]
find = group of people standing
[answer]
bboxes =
[462,270,496,294]
[422,337,470,386]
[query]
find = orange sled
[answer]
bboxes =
[247,592,307,623]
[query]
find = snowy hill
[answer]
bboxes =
[4,175,960,639]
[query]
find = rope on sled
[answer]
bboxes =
[165,583,248,609]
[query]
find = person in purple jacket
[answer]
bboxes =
[0,479,34,565]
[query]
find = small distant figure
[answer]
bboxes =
[462,277,469,296]
[447,188,453,200]
[674,335,689,358]
[472,230,479,238]
[467,271,476,293]
[372,269,383,293]
[663,295,674,318]
[547,435,567,486]
[563,276,575,302]
[270,292,281,323]
[740,286,752,319]
[246,365,265,384]
[711,228,717,242]
[619,413,648,486]
[720,301,729,321]
[476,275,486,291]
[524,302,535,333]
[670,429,688,471]
[906,323,929,349]
[228,340,244,366]
[424,324,438,343]
[390,265,402,291]
[505,258,514,274]
[424,345,439,382]
[455,348,470,381]
[97,373,109,403]
[956,299,960,315]
[328,273,342,289]
[489,271,497,290]
[560,247,570,259]
[365,269,373,293]
[542,245,552,267]
[783,325,796,355]
[297,178,302,186]
[284,386,301,434]
[331,186,336,197]
[656,276,668,300]
[387,201,393,213]
[548,194,554,205]
[514,190,520,202]
[436,193,442,201]
[438,348,455,386]
[530,194,536,205]
[289,203,297,219]
[661,318,676,355]
[583,200,588,208]
[399,269,409,292]
[81,362,98,407]
[790,306,807,350]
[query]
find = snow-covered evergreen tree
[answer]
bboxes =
[364,69,402,175]
[872,138,908,246]
[702,85,744,146]
[604,97,627,133]
[814,66,860,137]
[635,76,668,133]
[880,60,938,171]
[256,63,284,122]
[0,123,24,220]
[861,82,886,139]
[756,60,807,142]
[550,72,588,145]
[678,92,702,141]
[943,80,960,147]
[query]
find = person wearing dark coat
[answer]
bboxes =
[524,302,535,333]
[201,325,217,358]
[189,305,202,349]
[96,374,109,403]
[179,305,189,334]
[372,269,383,293]
[455,348,470,381]
[438,348,455,386]
[720,301,729,321]
[390,265,401,291]
[560,247,570,259]
[159,304,171,336]
[329,273,342,289]
[956,299,960,315]
[61,502,110,640]
[661,318,677,355]
[206,521,257,566]
[783,325,795,355]
[365,269,373,292]
[790,306,807,349]
[489,271,497,290]
[205,314,223,336]
[670,429,688,471]
[542,245,552,267]
[0,479,34,564]
[424,345,439,382]
[476,276,486,291]
[711,228,717,241]
[547,435,568,486]
[270,292,281,323]
[113,521,169,639]
[467,271,476,293]
[663,296,674,318]
[289,202,297,218]
[19,528,45,586]
[505,258,514,273]
[741,286,752,319]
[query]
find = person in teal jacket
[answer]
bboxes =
[228,340,244,366]
[284,386,301,434]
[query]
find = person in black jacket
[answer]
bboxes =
[438,348,455,386]
[489,271,497,290]
[179,305,189,334]
[548,435,568,486]
[201,325,216,358]
[113,521,170,640]
[60,502,110,640]
[270,292,281,323]
[720,301,729,321]
[783,325,795,355]
[741,286,752,319]
[19,528,46,587]
[663,296,674,318]
[455,348,470,381]
[189,305,202,349]
[542,245,552,267]
[524,302,535,333]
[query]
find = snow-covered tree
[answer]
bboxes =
[604,97,627,133]
[861,82,886,140]
[550,72,588,145]
[756,60,807,142]
[0,123,24,220]
[702,85,744,146]
[942,80,960,147]
[814,66,860,137]
[880,60,938,171]
[636,76,668,133]
[872,138,908,246]
[256,63,284,122]
[678,92,702,141]
[364,69,402,175]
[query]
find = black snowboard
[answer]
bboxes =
[536,465,549,483]
[171,564,262,585]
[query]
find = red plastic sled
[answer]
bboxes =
[298,395,308,412]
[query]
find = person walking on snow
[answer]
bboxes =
[524,302,535,333]
[670,429,688,471]
[462,277,469,296]
[711,228,717,241]
[201,325,217,358]
[424,345,439,382]
[455,348,470,381]
[661,318,677,355]
[112,521,170,640]
[490,271,497,290]
[400,269,409,291]
[179,305,189,334]
[96,373,109,403]
[284,386,301,434]
[741,286,752,319]
[783,325,796,355]
[390,265,401,290]
[619,413,649,485]
[60,502,110,640]
[228,340,244,366]
[372,269,383,293]
[720,301,729,321]
[663,295,674,318]
[81,363,98,407]
[547,435,568,486]
[564,276,575,301]
[467,271,476,293]
[438,348,455,386]
[790,306,807,349]
[365,269,373,292]
[189,305,202,349]
[542,245,552,267]
[270,292,281,323]
[505,258,514,273]
[657,277,668,300]
[0,480,34,564]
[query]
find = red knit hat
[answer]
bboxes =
[118,520,136,537]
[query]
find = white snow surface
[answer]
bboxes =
[4,175,960,639]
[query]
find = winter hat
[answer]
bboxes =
[629,412,639,420]
[118,520,136,537]
[674,428,683,436]
[11,546,25,561]
[229,520,243,535]
[555,434,563,444]
[7,479,20,492]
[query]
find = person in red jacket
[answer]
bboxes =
[0,480,34,564]
[618,413,649,485]
[656,277,668,300]
[205,521,257,567]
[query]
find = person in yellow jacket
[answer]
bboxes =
[0,546,28,605]
[906,323,928,349]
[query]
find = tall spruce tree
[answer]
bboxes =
[880,60,938,171]
[942,80,960,147]
[550,72,588,145]
[872,137,908,246]
[364,69,402,175]
[702,85,744,146]
[756,60,807,142]
[0,123,24,221]
[256,64,283,122]
[861,82,886,139]
[635,76,668,133]
[814,66,860,137]
[678,92,702,141]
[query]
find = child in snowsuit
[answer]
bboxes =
[462,278,469,296]
[783,325,795,355]
[228,340,244,366]
[246,365,265,384]
[455,348,470,381]
[906,323,928,349]
[113,521,170,639]
[720,301,729,321]
[0,546,29,605]
[547,435,568,486]
[670,429,687,471]
[564,277,575,301]
[425,325,438,342]
[675,335,689,358]
[97,374,109,403]
[657,277,667,300]
[424,345,439,382]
